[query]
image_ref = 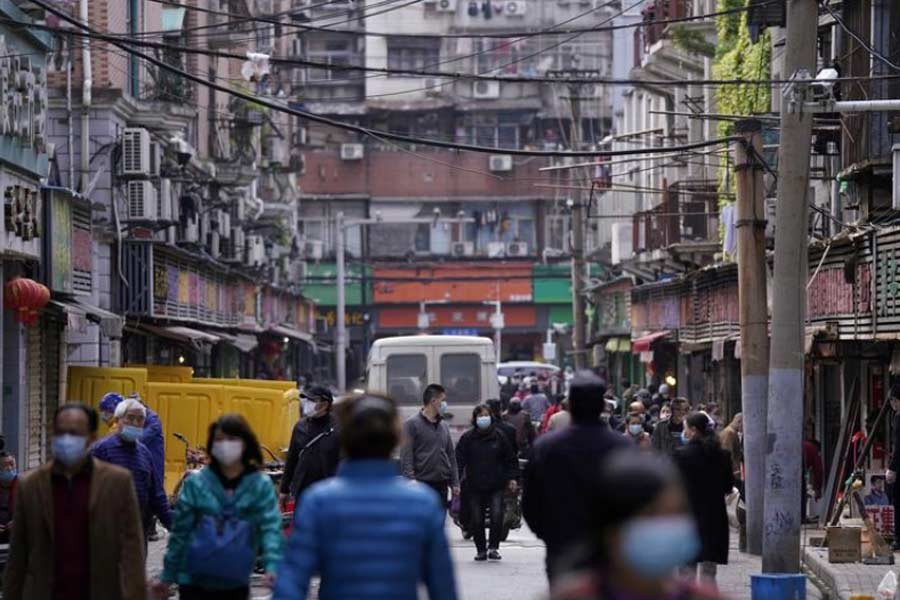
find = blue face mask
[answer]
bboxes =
[0,470,16,483]
[440,401,450,415]
[680,429,690,445]
[620,515,701,578]
[476,415,492,430]
[53,434,88,467]
[120,425,143,443]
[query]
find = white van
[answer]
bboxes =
[367,335,500,428]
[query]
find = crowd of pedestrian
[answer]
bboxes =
[0,366,748,600]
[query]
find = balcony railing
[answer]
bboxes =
[634,0,692,60]
[632,183,719,254]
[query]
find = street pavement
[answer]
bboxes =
[147,523,823,599]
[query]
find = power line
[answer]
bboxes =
[820,1,900,72]
[33,0,741,157]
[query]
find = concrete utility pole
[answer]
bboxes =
[335,211,347,393]
[763,0,818,573]
[568,82,587,371]
[733,119,769,556]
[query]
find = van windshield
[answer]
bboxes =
[441,353,481,404]
[386,354,427,405]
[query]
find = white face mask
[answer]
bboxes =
[211,439,244,466]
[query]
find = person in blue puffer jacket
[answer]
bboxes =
[274,393,458,600]
[99,392,165,488]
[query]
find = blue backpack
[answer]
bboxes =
[186,469,256,586]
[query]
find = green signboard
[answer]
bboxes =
[302,262,372,306]
[532,263,603,304]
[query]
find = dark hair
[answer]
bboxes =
[206,414,263,470]
[423,384,446,406]
[507,399,522,414]
[470,403,492,427]
[891,383,900,400]
[335,394,398,459]
[872,475,886,485]
[54,403,99,434]
[530,383,540,395]
[568,371,607,424]
[485,398,502,418]
[590,450,682,559]
[685,411,721,450]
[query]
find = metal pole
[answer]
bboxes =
[763,0,818,573]
[335,211,346,392]
[569,82,587,370]
[734,119,769,556]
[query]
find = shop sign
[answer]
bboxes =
[317,309,366,327]
[4,183,38,241]
[807,264,871,318]
[878,249,900,317]
[0,39,48,153]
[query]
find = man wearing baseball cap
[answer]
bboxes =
[281,386,342,502]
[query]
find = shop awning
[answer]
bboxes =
[217,332,259,354]
[138,324,221,346]
[632,331,670,354]
[49,298,124,338]
[269,324,314,344]
[604,337,632,353]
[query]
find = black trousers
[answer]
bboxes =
[468,489,504,553]
[894,481,900,541]
[179,585,249,600]
[423,480,450,513]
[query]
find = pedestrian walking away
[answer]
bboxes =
[551,450,723,600]
[91,397,173,539]
[399,383,460,510]
[281,385,341,502]
[523,371,630,582]
[455,404,519,561]
[523,384,551,428]
[503,398,535,455]
[274,393,458,600]
[547,399,572,432]
[3,403,146,600]
[718,413,743,489]
[152,414,283,600]
[652,397,689,455]
[487,398,519,456]
[0,452,18,543]
[674,412,735,589]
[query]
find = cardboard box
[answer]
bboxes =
[827,526,862,563]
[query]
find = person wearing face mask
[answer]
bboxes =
[673,412,734,588]
[280,386,341,503]
[274,394,457,600]
[399,383,461,512]
[3,403,146,600]
[623,413,651,448]
[652,398,689,455]
[152,414,283,600]
[455,405,519,561]
[0,452,17,543]
[91,397,172,540]
[551,450,722,600]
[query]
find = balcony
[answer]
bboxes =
[206,0,255,49]
[632,182,719,266]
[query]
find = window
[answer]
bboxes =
[546,214,571,251]
[460,113,524,149]
[387,354,428,405]
[440,354,482,405]
[387,37,440,73]
[473,39,539,75]
[414,223,431,252]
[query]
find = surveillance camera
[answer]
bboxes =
[565,198,575,209]
[375,210,383,222]
[432,207,441,215]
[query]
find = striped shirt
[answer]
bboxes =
[91,434,172,529]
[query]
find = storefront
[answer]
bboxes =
[631,280,683,393]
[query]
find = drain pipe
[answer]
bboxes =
[79,0,91,193]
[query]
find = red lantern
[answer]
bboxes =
[3,277,50,325]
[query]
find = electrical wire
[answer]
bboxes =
[820,1,900,72]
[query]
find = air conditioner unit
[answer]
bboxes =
[489,154,513,172]
[340,143,364,160]
[157,179,173,222]
[435,0,456,11]
[611,222,632,265]
[121,127,152,176]
[125,180,157,221]
[305,240,324,260]
[487,241,506,258]
[149,142,162,177]
[505,1,526,16]
[506,241,528,257]
[765,196,777,239]
[269,138,288,166]
[293,126,308,146]
[450,241,474,257]
[473,80,500,99]
[424,78,442,96]
[181,216,200,244]
[247,235,266,267]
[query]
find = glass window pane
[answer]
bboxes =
[440,354,481,405]
[386,354,427,405]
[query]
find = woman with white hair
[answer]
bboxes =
[91,396,172,540]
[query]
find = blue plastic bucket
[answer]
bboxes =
[750,574,806,600]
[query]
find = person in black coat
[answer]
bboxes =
[523,371,630,582]
[456,404,519,562]
[886,385,900,550]
[280,386,342,501]
[674,411,735,588]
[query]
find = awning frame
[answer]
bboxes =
[631,330,671,354]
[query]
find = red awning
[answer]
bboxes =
[632,331,670,354]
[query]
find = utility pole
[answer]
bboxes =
[763,0,818,573]
[733,119,769,556]
[568,81,587,371]
[335,211,347,392]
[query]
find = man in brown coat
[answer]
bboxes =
[3,403,146,600]
[719,412,744,484]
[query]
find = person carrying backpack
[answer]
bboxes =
[150,414,283,600]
